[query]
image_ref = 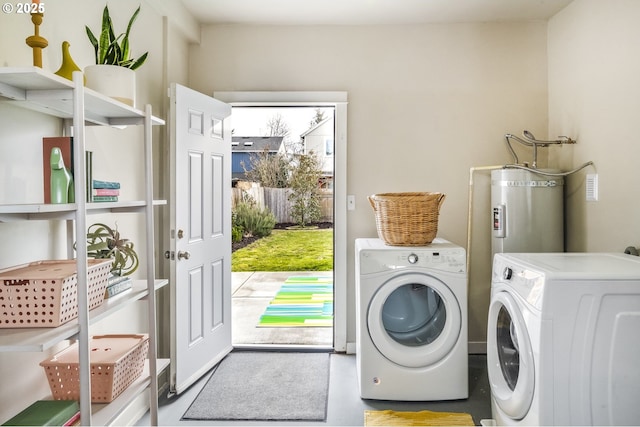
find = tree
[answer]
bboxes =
[265,112,303,158]
[242,148,290,188]
[310,108,325,127]
[288,151,323,227]
[265,113,290,138]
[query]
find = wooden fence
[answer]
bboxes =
[232,186,333,223]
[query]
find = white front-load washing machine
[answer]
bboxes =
[355,237,468,401]
[488,252,640,426]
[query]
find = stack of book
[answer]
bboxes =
[105,274,133,298]
[92,179,121,202]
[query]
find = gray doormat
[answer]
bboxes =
[182,351,330,421]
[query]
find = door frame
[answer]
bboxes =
[214,91,348,352]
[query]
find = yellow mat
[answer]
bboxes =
[364,409,475,426]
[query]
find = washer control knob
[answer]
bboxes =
[503,267,513,280]
[408,253,419,264]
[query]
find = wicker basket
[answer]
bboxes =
[0,259,112,328]
[40,334,149,403]
[368,192,446,246]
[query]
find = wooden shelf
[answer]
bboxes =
[0,280,168,353]
[0,67,164,126]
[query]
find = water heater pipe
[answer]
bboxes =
[466,165,505,276]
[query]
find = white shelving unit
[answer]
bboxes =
[0,67,167,425]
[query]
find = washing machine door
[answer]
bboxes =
[367,272,461,368]
[487,290,535,420]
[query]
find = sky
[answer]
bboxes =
[230,106,333,141]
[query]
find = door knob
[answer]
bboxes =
[177,251,191,260]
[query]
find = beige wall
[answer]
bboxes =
[189,22,550,347]
[549,0,640,253]
[4,0,639,421]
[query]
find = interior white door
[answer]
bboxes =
[169,83,233,394]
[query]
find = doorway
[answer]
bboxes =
[215,91,348,352]
[230,105,334,349]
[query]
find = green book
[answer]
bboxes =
[92,195,118,202]
[2,400,80,426]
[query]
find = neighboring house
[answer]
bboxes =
[231,136,285,182]
[300,117,334,188]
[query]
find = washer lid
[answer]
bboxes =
[367,272,462,368]
[496,252,640,280]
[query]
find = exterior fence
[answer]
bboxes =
[232,185,333,223]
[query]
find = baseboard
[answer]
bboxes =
[346,342,356,354]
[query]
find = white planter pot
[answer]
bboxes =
[84,64,136,107]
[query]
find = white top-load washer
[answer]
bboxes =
[488,252,640,426]
[356,238,468,400]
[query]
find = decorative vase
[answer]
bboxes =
[50,147,74,204]
[54,41,84,83]
[84,64,136,107]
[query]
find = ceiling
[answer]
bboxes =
[179,0,574,25]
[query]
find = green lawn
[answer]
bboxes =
[232,229,333,271]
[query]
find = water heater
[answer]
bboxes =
[491,168,564,256]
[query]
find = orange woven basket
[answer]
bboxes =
[368,192,446,246]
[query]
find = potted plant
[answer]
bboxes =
[84,5,148,107]
[85,223,139,277]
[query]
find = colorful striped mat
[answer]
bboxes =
[258,276,333,327]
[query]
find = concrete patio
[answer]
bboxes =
[231,271,334,348]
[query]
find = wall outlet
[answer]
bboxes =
[347,195,356,210]
[586,174,598,201]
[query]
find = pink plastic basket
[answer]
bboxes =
[40,334,149,403]
[0,259,111,328]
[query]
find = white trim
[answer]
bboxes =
[215,91,347,104]
[214,91,348,352]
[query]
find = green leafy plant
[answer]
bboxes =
[86,223,139,276]
[85,5,148,70]
[233,201,276,238]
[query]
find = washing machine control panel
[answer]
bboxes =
[360,248,466,274]
[492,256,545,309]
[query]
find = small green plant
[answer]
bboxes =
[231,210,244,243]
[85,5,148,70]
[85,223,139,276]
[233,202,276,238]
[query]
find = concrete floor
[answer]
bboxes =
[232,271,333,348]
[137,352,492,426]
[135,272,492,425]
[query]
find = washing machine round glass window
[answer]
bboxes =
[496,306,519,390]
[487,290,535,420]
[367,272,461,369]
[381,283,446,346]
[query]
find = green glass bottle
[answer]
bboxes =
[50,147,74,204]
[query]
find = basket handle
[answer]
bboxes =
[436,193,446,209]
